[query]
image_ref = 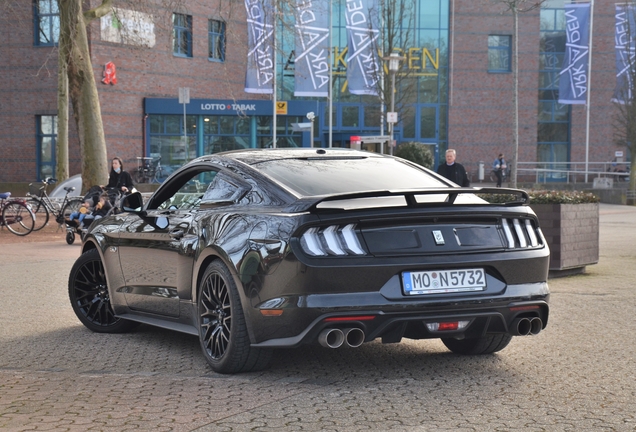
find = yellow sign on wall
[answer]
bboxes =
[276,101,288,115]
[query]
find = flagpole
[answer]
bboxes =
[328,0,333,148]
[585,0,594,183]
[273,5,277,150]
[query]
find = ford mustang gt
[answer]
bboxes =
[68,148,550,374]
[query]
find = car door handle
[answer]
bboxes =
[169,229,184,239]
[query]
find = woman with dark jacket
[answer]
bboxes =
[106,156,134,193]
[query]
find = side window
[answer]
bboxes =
[156,171,217,210]
[173,13,193,57]
[34,0,60,46]
[202,173,250,205]
[488,35,511,73]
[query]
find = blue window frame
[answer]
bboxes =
[208,19,226,62]
[34,0,59,46]
[173,13,192,57]
[488,35,511,72]
[36,115,57,181]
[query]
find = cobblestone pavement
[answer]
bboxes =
[1,204,635,431]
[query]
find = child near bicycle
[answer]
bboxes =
[67,198,95,228]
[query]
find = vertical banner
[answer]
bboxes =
[345,0,381,95]
[613,4,636,104]
[244,0,275,94]
[558,4,591,104]
[294,0,330,97]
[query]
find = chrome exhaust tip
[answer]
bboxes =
[512,318,531,336]
[343,328,365,348]
[318,328,345,349]
[529,317,543,335]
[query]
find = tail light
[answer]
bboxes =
[300,224,366,256]
[501,218,542,249]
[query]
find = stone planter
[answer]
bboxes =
[531,203,599,277]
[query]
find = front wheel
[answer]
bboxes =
[3,202,35,236]
[27,198,49,231]
[68,249,139,333]
[198,260,272,374]
[66,230,75,245]
[442,333,512,355]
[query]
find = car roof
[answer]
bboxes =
[193,148,384,166]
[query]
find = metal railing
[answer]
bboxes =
[516,161,631,184]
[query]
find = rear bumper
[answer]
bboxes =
[250,281,549,348]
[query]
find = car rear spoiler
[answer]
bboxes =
[290,187,529,212]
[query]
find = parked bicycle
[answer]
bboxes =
[26,178,83,232]
[0,192,35,236]
[133,156,163,183]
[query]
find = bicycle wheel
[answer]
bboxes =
[62,199,83,220]
[2,202,35,236]
[27,197,50,231]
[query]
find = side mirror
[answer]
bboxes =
[121,192,144,212]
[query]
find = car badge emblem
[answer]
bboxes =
[432,230,445,245]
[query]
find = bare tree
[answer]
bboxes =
[492,0,544,188]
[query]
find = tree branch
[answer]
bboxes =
[84,0,113,23]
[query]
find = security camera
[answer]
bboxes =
[306,112,315,120]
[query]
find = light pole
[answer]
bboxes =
[307,112,315,148]
[385,53,404,155]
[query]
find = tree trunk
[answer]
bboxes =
[58,0,110,192]
[55,21,69,183]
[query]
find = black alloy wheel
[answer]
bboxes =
[68,249,138,333]
[198,260,272,374]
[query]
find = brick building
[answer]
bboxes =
[0,0,627,185]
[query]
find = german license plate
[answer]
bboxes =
[402,268,486,295]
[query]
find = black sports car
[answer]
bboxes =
[68,148,550,374]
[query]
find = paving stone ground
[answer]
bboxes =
[1,204,635,431]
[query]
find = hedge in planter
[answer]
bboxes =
[482,190,600,276]
[529,191,599,274]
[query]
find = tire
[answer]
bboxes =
[198,260,272,374]
[62,199,83,220]
[441,333,513,355]
[2,202,35,236]
[27,198,49,231]
[66,230,75,245]
[68,249,139,333]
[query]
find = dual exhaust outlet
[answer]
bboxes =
[512,317,543,336]
[318,327,365,349]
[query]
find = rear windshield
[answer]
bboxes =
[254,157,447,196]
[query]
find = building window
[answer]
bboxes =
[34,0,60,46]
[37,116,57,180]
[488,35,511,72]
[208,19,226,62]
[173,13,192,57]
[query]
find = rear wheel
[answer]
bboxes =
[27,198,49,231]
[68,249,139,333]
[3,202,35,236]
[442,333,513,355]
[198,260,272,374]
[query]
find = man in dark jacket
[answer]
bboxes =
[436,149,470,187]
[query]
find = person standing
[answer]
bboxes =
[492,153,507,187]
[436,149,470,187]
